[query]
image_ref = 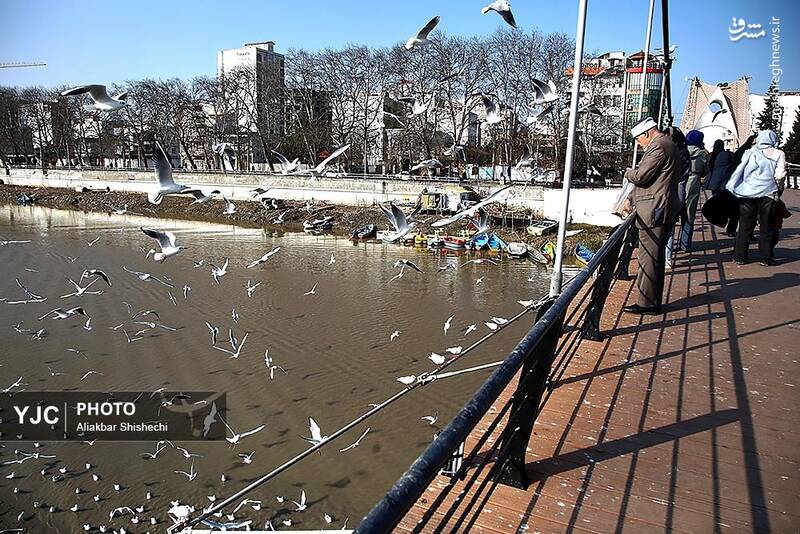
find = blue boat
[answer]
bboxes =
[470,233,507,252]
[574,243,595,267]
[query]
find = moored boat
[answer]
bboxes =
[541,240,556,263]
[506,242,528,258]
[351,223,376,239]
[528,247,549,265]
[574,243,595,267]
[527,219,558,236]
[443,236,467,250]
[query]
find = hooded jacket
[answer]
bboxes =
[726,130,787,198]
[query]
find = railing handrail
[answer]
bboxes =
[355,214,634,533]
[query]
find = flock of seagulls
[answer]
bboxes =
[0,2,562,531]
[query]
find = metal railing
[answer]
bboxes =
[355,215,636,533]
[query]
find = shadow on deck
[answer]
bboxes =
[399,190,800,533]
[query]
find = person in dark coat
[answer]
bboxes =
[680,130,709,251]
[623,117,681,315]
[664,126,690,268]
[706,139,735,193]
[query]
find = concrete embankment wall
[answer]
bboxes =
[3,169,623,226]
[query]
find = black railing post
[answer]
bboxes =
[615,223,638,281]
[494,300,563,489]
[583,233,625,341]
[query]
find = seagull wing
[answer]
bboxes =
[389,202,409,231]
[308,417,323,442]
[271,149,290,165]
[239,424,265,439]
[140,227,175,250]
[406,261,424,273]
[316,144,350,173]
[378,202,400,232]
[152,141,175,187]
[416,15,441,40]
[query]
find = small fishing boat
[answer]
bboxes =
[351,223,376,239]
[471,233,507,252]
[443,236,467,250]
[526,219,558,236]
[541,240,556,263]
[426,234,444,248]
[528,248,549,265]
[574,243,595,267]
[303,216,333,232]
[506,242,529,258]
[16,193,35,205]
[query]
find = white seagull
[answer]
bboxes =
[379,201,417,242]
[222,196,237,215]
[339,427,371,452]
[432,185,514,228]
[297,144,350,178]
[147,141,195,205]
[271,149,300,173]
[61,84,128,112]
[405,15,440,49]
[140,227,185,262]
[246,247,281,268]
[481,0,517,28]
[123,266,174,287]
[210,258,229,284]
[60,277,104,298]
[221,417,265,446]
[301,417,328,448]
[443,314,455,335]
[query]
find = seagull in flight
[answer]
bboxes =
[390,330,400,341]
[443,314,455,335]
[246,247,281,268]
[146,141,195,204]
[301,417,328,449]
[123,267,174,287]
[222,196,237,215]
[210,259,229,284]
[379,202,418,242]
[421,412,439,425]
[61,84,128,112]
[80,269,112,287]
[271,149,300,173]
[80,370,103,381]
[220,417,265,446]
[294,144,350,179]
[397,95,431,116]
[264,349,288,379]
[61,277,104,298]
[339,427,371,452]
[481,93,503,124]
[174,458,197,481]
[304,283,317,296]
[481,0,517,28]
[291,490,308,512]
[394,259,424,273]
[140,227,185,262]
[188,188,221,204]
[432,185,514,228]
[86,236,100,247]
[245,280,262,297]
[206,322,219,345]
[213,331,249,358]
[405,15,440,49]
[38,307,87,321]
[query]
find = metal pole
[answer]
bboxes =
[657,60,668,126]
[549,0,589,297]
[661,0,673,125]
[631,0,656,164]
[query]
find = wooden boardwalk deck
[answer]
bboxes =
[398,190,800,533]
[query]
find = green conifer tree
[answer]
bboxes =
[756,81,783,143]
[783,108,800,164]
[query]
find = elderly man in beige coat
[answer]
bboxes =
[623,117,681,314]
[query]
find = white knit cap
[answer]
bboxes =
[630,116,658,138]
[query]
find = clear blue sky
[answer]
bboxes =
[1,0,798,120]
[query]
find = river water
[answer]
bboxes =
[0,204,553,531]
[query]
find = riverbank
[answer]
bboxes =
[0,183,613,252]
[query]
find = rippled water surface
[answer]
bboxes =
[0,204,553,531]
